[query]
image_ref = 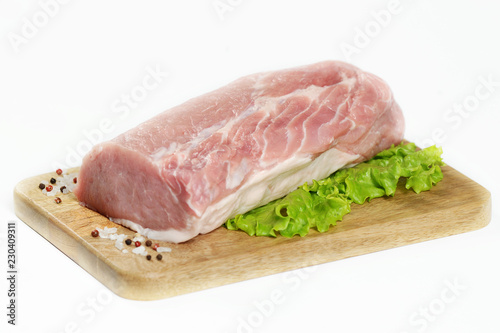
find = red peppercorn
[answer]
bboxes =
[56,169,63,175]
[46,184,53,192]
[152,243,159,251]
[54,197,62,204]
[134,241,141,247]
[91,229,99,237]
[73,177,78,184]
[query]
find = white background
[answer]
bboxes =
[1,0,499,332]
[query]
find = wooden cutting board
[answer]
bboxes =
[13,164,491,301]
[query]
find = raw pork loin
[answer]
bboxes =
[74,61,404,243]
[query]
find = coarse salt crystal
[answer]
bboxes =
[156,247,172,253]
[113,234,127,251]
[122,249,128,254]
[115,240,124,250]
[104,227,117,234]
[132,245,147,256]
[133,235,145,243]
[96,227,110,239]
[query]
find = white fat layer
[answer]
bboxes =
[197,147,359,235]
[109,147,360,243]
[225,158,249,189]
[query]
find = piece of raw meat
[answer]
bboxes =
[74,61,405,243]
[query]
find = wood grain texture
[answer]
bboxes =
[13,165,491,300]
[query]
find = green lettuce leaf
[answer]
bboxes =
[225,142,445,238]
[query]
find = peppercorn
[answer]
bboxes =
[146,255,152,261]
[50,177,56,184]
[125,239,132,246]
[134,241,141,247]
[39,183,45,190]
[56,169,63,175]
[91,229,99,237]
[156,254,163,261]
[60,186,67,194]
[145,240,152,247]
[46,184,53,192]
[152,243,159,251]
[54,197,62,204]
[73,177,78,184]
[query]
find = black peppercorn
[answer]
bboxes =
[50,177,56,184]
[125,239,132,246]
[39,183,45,190]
